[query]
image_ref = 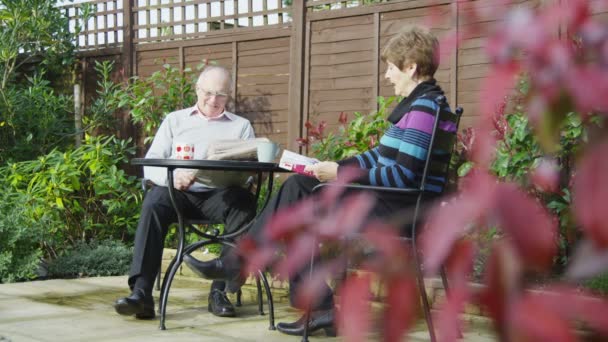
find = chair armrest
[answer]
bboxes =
[312,183,423,196]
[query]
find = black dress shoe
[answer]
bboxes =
[208,289,236,317]
[183,254,240,281]
[114,292,155,319]
[276,309,336,336]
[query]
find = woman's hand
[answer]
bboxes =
[305,161,339,182]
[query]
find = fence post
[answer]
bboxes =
[122,0,134,79]
[287,1,307,152]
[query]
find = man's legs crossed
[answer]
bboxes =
[184,175,320,279]
[185,185,257,316]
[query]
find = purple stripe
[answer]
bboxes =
[395,110,456,133]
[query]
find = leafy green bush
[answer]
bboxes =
[0,190,47,283]
[298,96,396,160]
[48,240,132,278]
[0,0,79,163]
[454,77,599,270]
[0,74,74,161]
[1,135,142,256]
[86,59,208,143]
[585,273,608,295]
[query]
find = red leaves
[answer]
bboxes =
[510,286,608,341]
[424,171,557,275]
[339,111,348,125]
[434,240,475,342]
[530,157,560,193]
[478,242,522,339]
[337,274,373,342]
[510,294,577,342]
[422,172,496,274]
[381,275,418,342]
[494,183,558,271]
[573,140,608,248]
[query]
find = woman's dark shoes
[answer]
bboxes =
[208,289,236,317]
[183,254,240,281]
[114,291,155,319]
[276,309,336,336]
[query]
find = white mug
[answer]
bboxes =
[257,141,280,162]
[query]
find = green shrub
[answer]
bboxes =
[299,96,396,160]
[0,190,46,283]
[453,77,599,271]
[48,240,132,278]
[87,59,210,143]
[1,134,142,256]
[585,273,608,295]
[0,0,79,163]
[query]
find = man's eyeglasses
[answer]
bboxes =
[198,87,229,99]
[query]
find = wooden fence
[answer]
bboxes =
[63,0,608,152]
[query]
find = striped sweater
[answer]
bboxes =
[338,81,457,193]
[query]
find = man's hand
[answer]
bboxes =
[305,161,339,182]
[174,169,197,190]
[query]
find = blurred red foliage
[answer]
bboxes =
[242,0,608,341]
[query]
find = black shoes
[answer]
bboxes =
[183,254,245,292]
[208,289,236,317]
[276,309,336,336]
[183,254,233,280]
[114,291,155,319]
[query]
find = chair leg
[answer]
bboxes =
[256,277,265,315]
[440,266,449,295]
[301,309,311,342]
[158,256,181,330]
[235,288,242,307]
[258,270,276,330]
[414,249,437,342]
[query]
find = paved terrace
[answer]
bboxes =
[0,272,496,342]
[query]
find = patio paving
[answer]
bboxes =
[0,275,496,341]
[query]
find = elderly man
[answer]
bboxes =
[114,66,257,319]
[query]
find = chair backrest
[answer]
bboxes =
[407,96,462,239]
[418,95,463,196]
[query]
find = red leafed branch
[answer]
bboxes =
[241,0,608,340]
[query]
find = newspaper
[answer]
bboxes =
[206,137,271,161]
[194,138,271,187]
[278,150,319,177]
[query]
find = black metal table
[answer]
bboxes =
[131,158,284,330]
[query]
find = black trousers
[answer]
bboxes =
[128,185,256,295]
[248,174,405,311]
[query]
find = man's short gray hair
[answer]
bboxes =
[196,65,232,90]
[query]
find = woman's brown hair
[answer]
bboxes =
[380,26,439,79]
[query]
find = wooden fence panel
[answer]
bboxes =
[237,37,291,146]
[68,0,580,157]
[456,0,541,124]
[308,14,376,134]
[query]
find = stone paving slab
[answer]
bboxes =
[0,276,496,342]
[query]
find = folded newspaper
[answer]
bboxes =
[195,138,271,187]
[278,150,319,177]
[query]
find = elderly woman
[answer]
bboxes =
[184,25,455,336]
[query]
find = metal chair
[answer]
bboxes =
[304,96,463,341]
[141,175,276,330]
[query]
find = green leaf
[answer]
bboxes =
[55,197,64,209]
[457,161,474,177]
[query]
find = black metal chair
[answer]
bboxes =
[141,174,276,331]
[304,95,463,341]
